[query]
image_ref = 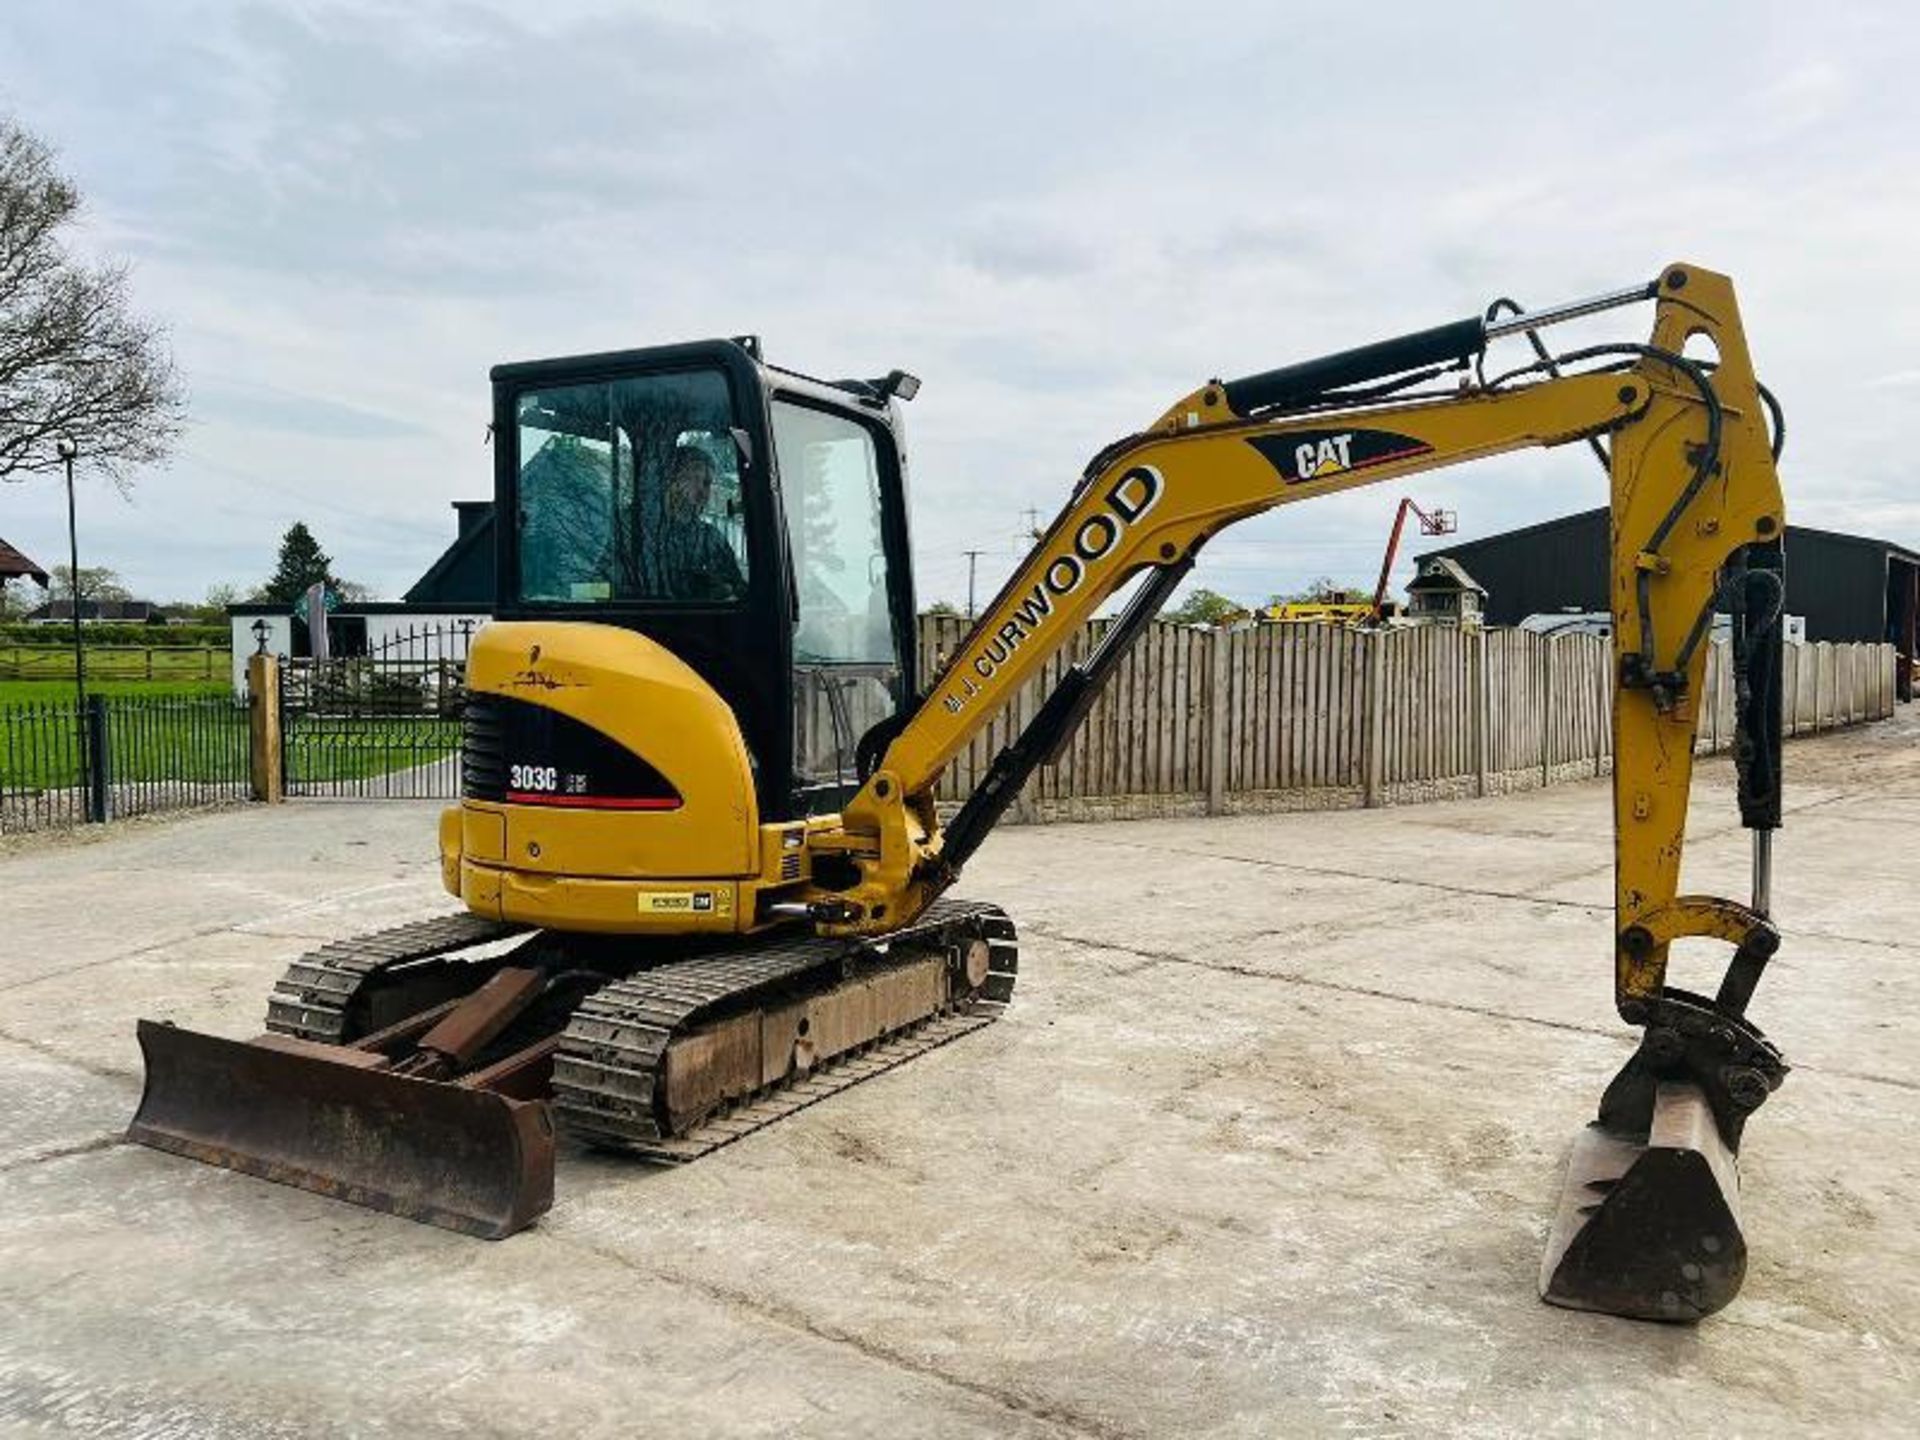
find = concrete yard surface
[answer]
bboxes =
[2,718,1917,1437]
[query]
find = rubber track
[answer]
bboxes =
[552,898,1018,1152]
[263,912,530,1043]
[631,1010,1004,1162]
[256,901,1019,1157]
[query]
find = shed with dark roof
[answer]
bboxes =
[0,536,49,587]
[404,501,495,606]
[1417,507,1920,645]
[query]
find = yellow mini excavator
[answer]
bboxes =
[132,262,1791,1323]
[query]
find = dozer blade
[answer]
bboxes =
[128,1020,554,1239]
[1540,1082,1745,1322]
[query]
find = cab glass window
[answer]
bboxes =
[515,370,748,604]
[772,400,902,798]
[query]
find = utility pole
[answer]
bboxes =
[963,550,986,619]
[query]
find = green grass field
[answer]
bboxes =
[1,684,456,790]
[0,678,228,705]
[0,690,247,790]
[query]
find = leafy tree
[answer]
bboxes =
[49,563,129,602]
[1164,586,1244,627]
[923,599,962,617]
[0,115,185,488]
[262,521,342,603]
[795,439,845,592]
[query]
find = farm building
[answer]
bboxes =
[1416,507,1920,647]
[403,500,494,607]
[1402,555,1487,627]
[1,536,49,588]
[223,501,495,692]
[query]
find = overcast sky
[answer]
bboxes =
[1,1,1915,611]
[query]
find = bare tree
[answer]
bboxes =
[0,115,185,488]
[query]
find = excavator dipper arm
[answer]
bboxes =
[816,261,1788,1322]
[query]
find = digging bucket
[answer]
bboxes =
[1540,1082,1745,1322]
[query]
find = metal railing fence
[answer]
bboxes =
[0,692,249,834]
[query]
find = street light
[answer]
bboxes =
[56,435,85,709]
[56,435,90,811]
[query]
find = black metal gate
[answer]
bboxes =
[281,623,476,798]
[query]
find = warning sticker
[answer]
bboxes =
[640,890,730,915]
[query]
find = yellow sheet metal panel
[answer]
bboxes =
[466,621,759,881]
[461,803,506,864]
[483,866,746,935]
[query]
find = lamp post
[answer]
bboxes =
[56,435,85,713]
[56,435,95,815]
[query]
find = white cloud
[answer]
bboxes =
[0,0,1913,610]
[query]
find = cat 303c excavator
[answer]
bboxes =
[132,262,1792,1323]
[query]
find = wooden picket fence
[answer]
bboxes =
[916,616,1896,822]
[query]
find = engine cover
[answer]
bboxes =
[441,621,761,933]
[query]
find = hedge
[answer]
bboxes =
[0,622,230,648]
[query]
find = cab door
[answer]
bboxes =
[769,396,915,816]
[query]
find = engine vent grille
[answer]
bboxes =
[462,696,505,800]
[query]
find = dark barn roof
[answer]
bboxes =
[0,535,49,586]
[1406,555,1486,596]
[25,599,169,623]
[1417,508,1920,643]
[404,500,495,606]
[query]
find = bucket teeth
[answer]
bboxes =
[1541,1082,1745,1322]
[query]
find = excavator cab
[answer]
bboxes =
[491,340,922,821]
